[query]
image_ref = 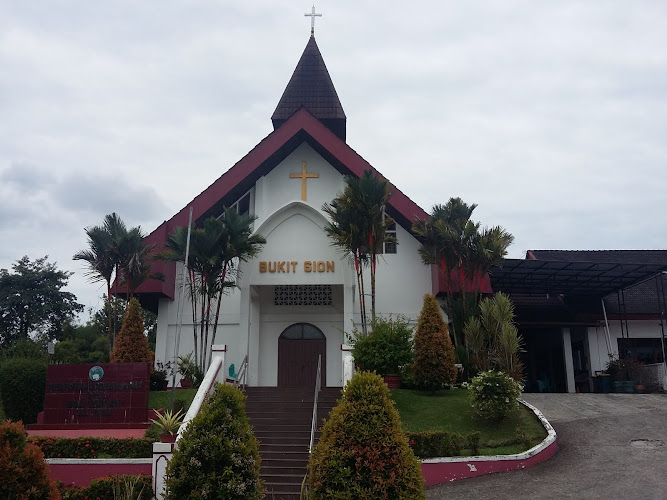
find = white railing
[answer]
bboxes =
[233,355,248,390]
[309,354,322,454]
[153,345,227,500]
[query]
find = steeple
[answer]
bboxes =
[271,36,347,141]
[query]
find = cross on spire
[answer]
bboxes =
[304,5,322,36]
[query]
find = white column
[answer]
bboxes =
[341,344,354,387]
[562,328,576,393]
[152,442,173,500]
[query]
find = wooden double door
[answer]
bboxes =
[277,323,326,387]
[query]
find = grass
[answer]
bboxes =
[148,388,197,411]
[391,388,547,454]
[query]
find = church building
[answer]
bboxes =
[137,33,437,388]
[137,32,666,394]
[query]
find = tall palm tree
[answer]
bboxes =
[73,225,115,341]
[208,208,265,367]
[156,211,265,371]
[323,170,393,333]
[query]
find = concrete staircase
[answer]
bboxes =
[245,386,342,500]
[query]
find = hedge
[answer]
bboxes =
[29,436,152,458]
[59,474,153,500]
[0,357,48,424]
[405,430,481,458]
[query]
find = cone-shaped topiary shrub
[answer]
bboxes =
[110,297,154,363]
[0,420,61,500]
[164,383,262,499]
[307,371,425,499]
[412,294,457,391]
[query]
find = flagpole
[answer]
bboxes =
[170,207,193,411]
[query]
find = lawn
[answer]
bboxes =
[148,388,197,411]
[391,388,547,455]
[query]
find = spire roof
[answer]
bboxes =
[272,36,346,141]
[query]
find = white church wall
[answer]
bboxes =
[371,222,434,323]
[154,262,243,383]
[254,143,344,229]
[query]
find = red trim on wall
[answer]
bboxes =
[48,462,152,488]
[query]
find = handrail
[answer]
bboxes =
[177,354,224,443]
[233,355,248,390]
[309,354,322,454]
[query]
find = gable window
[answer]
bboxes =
[378,209,397,254]
[219,189,253,219]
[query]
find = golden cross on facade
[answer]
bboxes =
[290,161,319,201]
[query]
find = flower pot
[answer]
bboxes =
[180,378,192,389]
[383,374,401,389]
[160,433,177,443]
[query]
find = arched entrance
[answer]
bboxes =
[278,323,326,387]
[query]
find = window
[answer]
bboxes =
[617,338,664,364]
[379,209,397,254]
[219,189,252,219]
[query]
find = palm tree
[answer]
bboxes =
[413,198,513,348]
[207,208,265,367]
[73,225,115,342]
[323,170,394,333]
[156,210,265,371]
[74,213,157,348]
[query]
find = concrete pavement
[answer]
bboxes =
[426,393,667,500]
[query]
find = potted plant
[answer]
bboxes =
[177,353,204,389]
[150,361,173,391]
[350,316,414,388]
[151,408,185,443]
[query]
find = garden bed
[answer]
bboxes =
[391,388,547,456]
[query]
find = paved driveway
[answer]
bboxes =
[426,393,667,500]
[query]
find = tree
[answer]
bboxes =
[0,420,60,500]
[323,170,394,333]
[74,213,155,348]
[0,256,83,347]
[413,198,513,347]
[165,383,262,499]
[156,209,265,371]
[464,292,524,381]
[412,294,457,391]
[110,297,154,364]
[307,371,424,499]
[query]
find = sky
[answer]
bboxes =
[1,1,666,319]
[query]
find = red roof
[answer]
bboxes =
[438,268,493,295]
[134,107,429,300]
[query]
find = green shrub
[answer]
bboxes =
[464,292,524,381]
[0,420,60,499]
[350,316,414,375]
[470,370,522,421]
[165,383,262,499]
[29,436,152,458]
[308,371,425,499]
[110,298,154,364]
[59,474,152,499]
[412,294,457,391]
[0,357,48,424]
[405,430,481,458]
